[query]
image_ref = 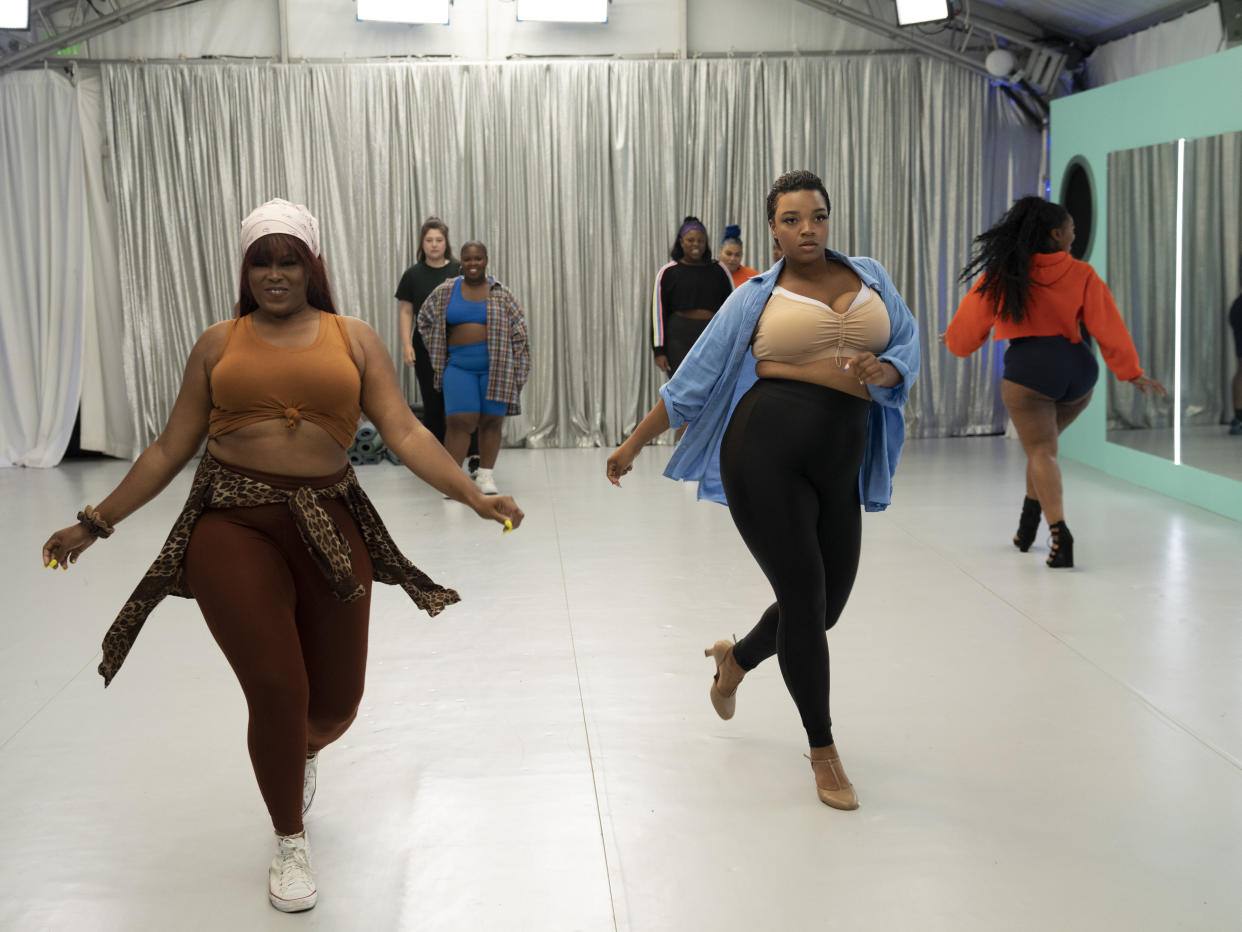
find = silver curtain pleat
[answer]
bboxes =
[1107,143,1179,430]
[101,57,1041,452]
[1182,131,1242,427]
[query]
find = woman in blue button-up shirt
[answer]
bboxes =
[607,170,919,812]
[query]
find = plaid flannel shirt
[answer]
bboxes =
[416,276,531,415]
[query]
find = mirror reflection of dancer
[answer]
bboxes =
[417,241,530,496]
[1229,280,1242,435]
[608,171,920,811]
[943,196,1165,567]
[650,216,734,377]
[40,200,524,913]
[719,223,759,288]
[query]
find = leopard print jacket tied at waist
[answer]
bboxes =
[98,451,460,686]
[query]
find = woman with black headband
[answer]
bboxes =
[650,216,734,376]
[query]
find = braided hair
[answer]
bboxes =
[960,196,1069,324]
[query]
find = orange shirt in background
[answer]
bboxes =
[730,265,759,289]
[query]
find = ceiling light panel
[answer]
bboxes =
[516,0,608,23]
[895,0,949,26]
[356,0,449,25]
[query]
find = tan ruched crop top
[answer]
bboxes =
[209,312,362,449]
[752,284,891,365]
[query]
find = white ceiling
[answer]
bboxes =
[980,0,1212,43]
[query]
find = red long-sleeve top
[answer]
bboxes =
[944,251,1143,381]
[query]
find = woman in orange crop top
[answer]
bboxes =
[944,196,1165,568]
[719,224,759,288]
[40,200,524,915]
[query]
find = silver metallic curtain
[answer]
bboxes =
[1182,131,1242,427]
[101,56,1041,451]
[1107,143,1179,430]
[0,71,86,467]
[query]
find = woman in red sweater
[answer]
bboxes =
[944,197,1165,567]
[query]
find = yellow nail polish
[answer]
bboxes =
[502,519,514,535]
[49,559,58,569]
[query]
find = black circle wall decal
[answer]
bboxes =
[1061,157,1095,261]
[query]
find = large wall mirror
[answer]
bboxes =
[1105,131,1242,481]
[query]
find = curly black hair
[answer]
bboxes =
[765,170,832,222]
[960,196,1069,324]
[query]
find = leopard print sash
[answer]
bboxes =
[98,451,460,686]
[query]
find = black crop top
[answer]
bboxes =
[650,261,734,356]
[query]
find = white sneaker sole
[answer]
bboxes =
[270,888,318,912]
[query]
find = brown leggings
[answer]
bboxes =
[184,464,372,836]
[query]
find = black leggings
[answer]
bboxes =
[721,378,870,748]
[665,313,711,375]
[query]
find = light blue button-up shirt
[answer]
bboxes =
[658,251,920,512]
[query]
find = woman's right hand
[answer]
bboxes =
[472,494,524,531]
[606,442,639,487]
[1129,375,1168,397]
[403,344,416,367]
[653,354,670,374]
[42,524,98,571]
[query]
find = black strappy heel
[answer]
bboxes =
[1013,496,1041,552]
[1047,521,1074,568]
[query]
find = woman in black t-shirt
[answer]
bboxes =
[396,217,462,443]
[650,215,734,376]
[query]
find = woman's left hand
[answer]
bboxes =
[1129,375,1168,397]
[844,352,886,386]
[472,494,524,531]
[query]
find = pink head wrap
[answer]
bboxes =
[240,199,321,258]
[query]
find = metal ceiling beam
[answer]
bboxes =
[1,0,184,74]
[794,0,993,80]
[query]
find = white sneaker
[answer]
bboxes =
[302,754,317,815]
[474,468,499,495]
[269,832,318,912]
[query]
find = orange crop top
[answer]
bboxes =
[944,251,1143,380]
[209,312,362,449]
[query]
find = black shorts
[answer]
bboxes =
[1003,335,1099,403]
[1229,296,1242,358]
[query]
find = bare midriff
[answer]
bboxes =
[448,322,488,345]
[673,308,715,321]
[208,421,349,477]
[756,359,872,401]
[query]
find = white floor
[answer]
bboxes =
[1107,424,1242,481]
[2,439,1241,931]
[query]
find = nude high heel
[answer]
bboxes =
[805,745,859,810]
[703,639,745,720]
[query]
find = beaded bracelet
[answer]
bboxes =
[76,505,115,539]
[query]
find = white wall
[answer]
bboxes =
[83,0,913,61]
[1086,3,1226,88]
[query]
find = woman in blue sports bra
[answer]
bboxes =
[417,241,530,495]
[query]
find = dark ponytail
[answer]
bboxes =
[960,196,1069,324]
